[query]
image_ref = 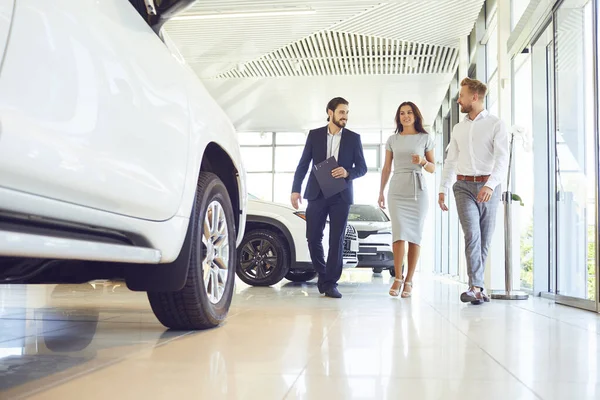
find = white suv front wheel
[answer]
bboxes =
[148,172,236,330]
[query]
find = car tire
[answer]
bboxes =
[372,268,383,274]
[236,230,290,286]
[285,270,318,283]
[389,267,396,277]
[147,172,236,330]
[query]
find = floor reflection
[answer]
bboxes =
[0,271,599,399]
[0,282,190,397]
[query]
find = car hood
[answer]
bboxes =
[248,199,298,213]
[348,221,390,232]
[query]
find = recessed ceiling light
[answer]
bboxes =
[171,8,316,20]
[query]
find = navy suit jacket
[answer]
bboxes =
[292,126,367,204]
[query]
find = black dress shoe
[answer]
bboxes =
[324,287,342,298]
[317,274,325,293]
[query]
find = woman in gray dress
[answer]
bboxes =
[378,102,435,298]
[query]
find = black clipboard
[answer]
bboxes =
[313,157,348,198]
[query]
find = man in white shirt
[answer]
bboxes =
[438,77,509,305]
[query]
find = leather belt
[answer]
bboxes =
[456,174,490,182]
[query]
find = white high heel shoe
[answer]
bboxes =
[389,278,404,297]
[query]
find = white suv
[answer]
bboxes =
[236,195,359,286]
[0,0,246,330]
[348,205,396,276]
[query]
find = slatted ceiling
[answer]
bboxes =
[331,1,485,47]
[163,0,485,78]
[163,3,379,77]
[212,32,459,78]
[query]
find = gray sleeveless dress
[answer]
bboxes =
[385,133,434,245]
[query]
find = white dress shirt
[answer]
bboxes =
[327,127,343,160]
[439,109,509,194]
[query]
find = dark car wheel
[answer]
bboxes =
[236,230,290,286]
[372,268,383,274]
[285,269,318,283]
[147,172,236,330]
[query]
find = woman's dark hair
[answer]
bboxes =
[326,97,349,121]
[394,101,428,134]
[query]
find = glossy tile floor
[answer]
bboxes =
[1,270,600,400]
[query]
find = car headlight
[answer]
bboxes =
[294,212,307,221]
[295,212,330,224]
[377,228,392,234]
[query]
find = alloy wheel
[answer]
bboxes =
[202,200,230,304]
[240,239,278,280]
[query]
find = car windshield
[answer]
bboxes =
[248,193,259,200]
[348,205,389,222]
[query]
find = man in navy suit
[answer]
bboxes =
[291,97,367,298]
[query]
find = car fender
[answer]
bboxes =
[245,215,297,262]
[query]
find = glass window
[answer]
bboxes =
[352,172,382,205]
[238,132,273,146]
[274,146,304,172]
[348,204,389,222]
[554,0,596,301]
[240,147,273,172]
[363,146,380,170]
[486,27,498,78]
[513,53,535,290]
[274,173,305,207]
[246,173,273,202]
[276,132,308,145]
[359,131,383,144]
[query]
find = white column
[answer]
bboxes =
[459,36,469,79]
[497,0,512,123]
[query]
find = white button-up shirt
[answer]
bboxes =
[327,127,343,160]
[439,109,509,194]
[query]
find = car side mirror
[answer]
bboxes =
[130,0,195,30]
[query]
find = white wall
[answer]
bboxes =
[204,74,454,132]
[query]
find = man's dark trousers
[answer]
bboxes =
[306,192,350,293]
[291,126,367,293]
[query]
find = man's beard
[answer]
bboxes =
[333,117,347,128]
[460,104,472,114]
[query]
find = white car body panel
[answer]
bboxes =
[178,56,247,229]
[247,198,358,268]
[0,0,191,221]
[0,0,13,66]
[348,204,394,269]
[0,1,247,263]
[0,186,190,262]
[351,221,393,254]
[0,230,162,263]
[247,199,320,264]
